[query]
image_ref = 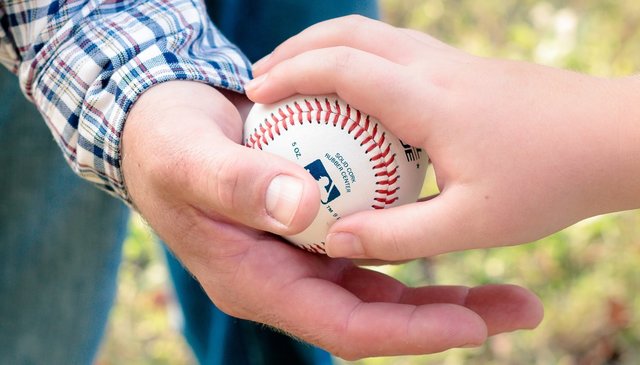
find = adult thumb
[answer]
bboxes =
[191,140,321,236]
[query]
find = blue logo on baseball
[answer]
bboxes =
[305,159,341,204]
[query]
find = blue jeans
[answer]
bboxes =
[0,1,378,364]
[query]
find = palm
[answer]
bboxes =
[189,213,543,359]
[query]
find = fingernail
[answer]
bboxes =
[245,73,267,93]
[252,53,271,73]
[266,175,304,227]
[326,232,364,258]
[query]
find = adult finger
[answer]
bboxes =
[263,270,489,359]
[246,47,434,147]
[188,221,489,359]
[338,266,543,336]
[261,263,541,359]
[252,15,418,75]
[184,137,323,235]
[180,210,539,360]
[463,284,544,336]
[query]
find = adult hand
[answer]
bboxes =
[247,15,640,261]
[121,80,543,359]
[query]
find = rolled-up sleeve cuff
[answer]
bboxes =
[77,46,251,204]
[9,0,251,205]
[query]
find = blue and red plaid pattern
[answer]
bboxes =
[0,0,251,203]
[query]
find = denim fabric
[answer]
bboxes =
[207,0,379,62]
[0,66,130,365]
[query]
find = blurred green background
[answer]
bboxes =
[96,1,640,364]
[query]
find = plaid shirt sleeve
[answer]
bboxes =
[0,0,252,204]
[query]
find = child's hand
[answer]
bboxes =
[247,15,640,261]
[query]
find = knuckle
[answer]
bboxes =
[366,226,409,261]
[341,14,368,29]
[331,47,354,74]
[269,62,295,86]
[389,232,408,259]
[208,155,242,212]
[389,235,410,261]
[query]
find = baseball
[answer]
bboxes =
[244,95,429,254]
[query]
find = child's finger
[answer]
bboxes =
[252,15,419,75]
[324,189,488,261]
[246,47,435,147]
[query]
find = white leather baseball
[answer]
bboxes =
[244,95,429,253]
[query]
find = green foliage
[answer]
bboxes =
[100,1,640,364]
[381,0,640,75]
[96,216,195,365]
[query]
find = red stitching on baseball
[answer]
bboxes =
[320,98,327,122]
[353,126,365,140]
[245,96,400,185]
[293,102,303,125]
[349,112,360,133]
[374,197,399,205]
[377,187,400,195]
[331,110,339,126]
[376,132,386,148]
[244,96,404,250]
[304,243,326,254]
[370,146,391,164]
[264,119,274,140]
[371,123,378,140]
[360,135,373,147]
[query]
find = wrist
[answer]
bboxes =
[499,64,640,221]
[601,76,640,212]
[570,74,640,217]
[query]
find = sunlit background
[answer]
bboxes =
[96,1,640,364]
